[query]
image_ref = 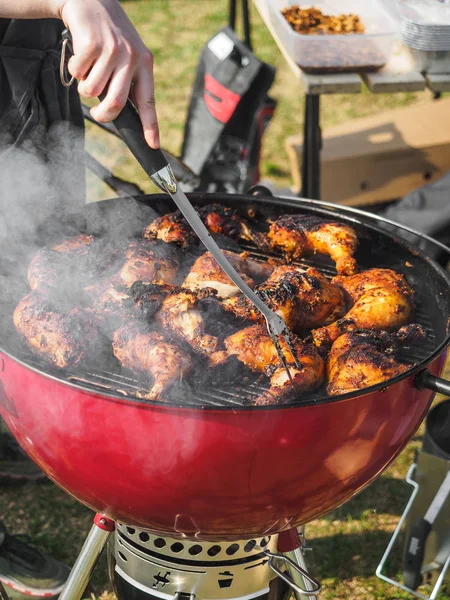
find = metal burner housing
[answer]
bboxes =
[109,525,279,600]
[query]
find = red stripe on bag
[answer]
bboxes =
[204,74,241,123]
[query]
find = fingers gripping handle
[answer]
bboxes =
[61,29,168,180]
[108,98,169,180]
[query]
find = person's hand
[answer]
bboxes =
[55,0,159,148]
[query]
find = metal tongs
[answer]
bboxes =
[60,30,302,391]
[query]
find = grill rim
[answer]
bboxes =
[3,192,450,412]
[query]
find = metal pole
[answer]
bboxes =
[277,528,318,599]
[59,515,115,600]
[229,0,237,29]
[300,96,310,198]
[305,94,321,200]
[242,0,253,50]
[283,547,317,599]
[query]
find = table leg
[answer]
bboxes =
[229,0,237,28]
[301,94,321,199]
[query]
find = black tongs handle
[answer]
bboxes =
[108,97,168,176]
[61,28,168,178]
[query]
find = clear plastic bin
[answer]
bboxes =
[267,0,398,74]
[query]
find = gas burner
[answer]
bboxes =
[109,525,278,600]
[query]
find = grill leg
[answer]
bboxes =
[277,528,318,599]
[59,515,115,600]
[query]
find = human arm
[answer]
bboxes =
[0,0,159,148]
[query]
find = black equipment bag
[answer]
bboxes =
[181,21,276,194]
[0,18,85,256]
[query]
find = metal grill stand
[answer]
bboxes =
[56,520,320,600]
[59,515,115,600]
[276,529,318,599]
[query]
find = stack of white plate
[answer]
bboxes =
[400,0,450,50]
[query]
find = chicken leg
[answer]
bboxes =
[222,265,346,332]
[313,268,415,352]
[266,215,358,275]
[224,324,325,405]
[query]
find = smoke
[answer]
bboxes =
[0,124,274,411]
[0,121,86,279]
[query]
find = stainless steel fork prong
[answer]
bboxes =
[282,332,304,371]
[266,313,304,374]
[270,332,297,393]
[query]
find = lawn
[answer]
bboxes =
[2,2,449,599]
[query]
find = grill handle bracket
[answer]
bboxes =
[415,370,450,396]
[264,550,321,597]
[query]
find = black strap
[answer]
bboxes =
[228,0,252,50]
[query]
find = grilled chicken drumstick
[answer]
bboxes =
[266,215,358,275]
[183,250,273,299]
[327,325,426,395]
[144,204,264,247]
[313,268,415,352]
[14,290,103,369]
[223,324,325,405]
[222,266,346,332]
[113,326,193,401]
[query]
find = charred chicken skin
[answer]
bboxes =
[143,212,198,248]
[196,204,265,245]
[14,291,103,369]
[183,250,272,299]
[93,280,219,360]
[326,324,426,396]
[266,215,358,275]
[84,277,178,334]
[144,204,264,247]
[112,326,193,400]
[28,234,96,290]
[155,288,220,359]
[224,324,325,405]
[119,240,179,285]
[313,268,415,351]
[222,266,346,332]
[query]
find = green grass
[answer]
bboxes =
[2,3,449,599]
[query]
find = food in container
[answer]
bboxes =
[268,0,398,73]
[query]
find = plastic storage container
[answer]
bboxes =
[267,0,398,74]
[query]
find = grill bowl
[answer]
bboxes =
[1,193,449,540]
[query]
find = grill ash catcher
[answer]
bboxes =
[57,519,320,600]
